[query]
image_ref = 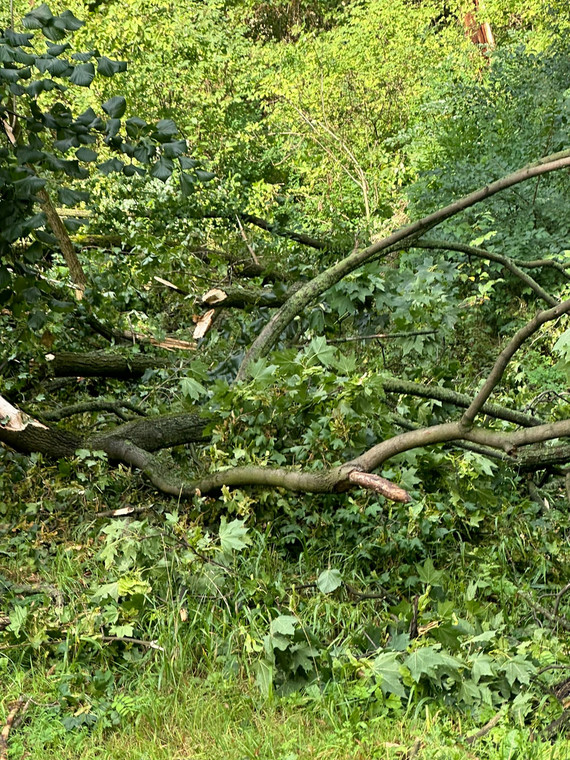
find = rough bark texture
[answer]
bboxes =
[37,188,88,293]
[47,352,171,379]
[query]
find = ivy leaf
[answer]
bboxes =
[373,651,406,697]
[317,569,342,594]
[219,517,250,554]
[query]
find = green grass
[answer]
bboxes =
[3,671,570,760]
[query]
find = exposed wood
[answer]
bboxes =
[193,309,216,339]
[0,698,29,760]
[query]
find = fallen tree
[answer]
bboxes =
[2,153,570,504]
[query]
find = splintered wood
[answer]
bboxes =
[348,470,410,503]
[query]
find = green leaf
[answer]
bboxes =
[46,42,71,55]
[0,268,11,290]
[180,376,207,400]
[59,10,84,31]
[179,172,196,196]
[404,646,461,683]
[195,169,215,182]
[27,310,46,331]
[23,4,54,28]
[5,30,34,46]
[151,156,173,181]
[255,660,273,697]
[416,558,444,586]
[162,140,187,159]
[76,146,98,162]
[154,118,178,139]
[97,158,124,175]
[502,656,535,688]
[125,117,147,138]
[179,156,199,170]
[219,517,251,554]
[303,336,337,368]
[92,581,120,602]
[317,569,342,594]
[34,56,71,76]
[57,187,89,206]
[97,56,127,77]
[270,615,297,636]
[373,651,406,697]
[247,358,278,387]
[470,654,495,684]
[7,605,28,636]
[14,175,46,197]
[102,96,127,118]
[69,62,95,87]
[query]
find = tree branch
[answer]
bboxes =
[413,238,558,306]
[461,299,570,425]
[237,151,570,379]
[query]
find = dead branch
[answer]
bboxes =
[463,711,502,745]
[517,591,570,631]
[0,698,30,760]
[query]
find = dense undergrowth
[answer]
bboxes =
[3,448,570,755]
[2,0,570,757]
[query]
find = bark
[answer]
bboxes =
[47,351,171,379]
[35,188,88,295]
[0,397,208,460]
[381,376,544,428]
[236,152,570,380]
[201,285,292,309]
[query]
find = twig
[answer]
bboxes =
[404,738,423,759]
[544,710,570,740]
[553,583,570,618]
[463,711,502,745]
[327,330,437,344]
[344,583,397,603]
[235,215,260,266]
[536,664,570,676]
[409,595,419,639]
[3,582,64,611]
[0,697,30,760]
[101,636,164,651]
[517,591,570,631]
[96,504,155,519]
